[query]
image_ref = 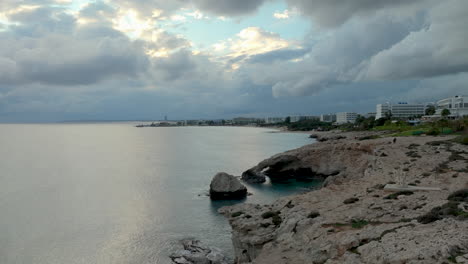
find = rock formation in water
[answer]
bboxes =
[170,239,230,264]
[210,172,247,200]
[241,135,371,185]
[221,131,468,263]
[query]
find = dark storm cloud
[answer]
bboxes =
[1,0,468,122]
[240,13,426,97]
[7,6,76,36]
[192,0,266,16]
[0,5,149,87]
[360,0,468,81]
[238,0,468,98]
[110,0,186,16]
[78,1,116,24]
[109,0,266,17]
[285,0,426,27]
[151,50,197,81]
[0,32,149,86]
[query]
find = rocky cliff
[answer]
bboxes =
[221,133,468,264]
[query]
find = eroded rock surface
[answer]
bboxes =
[242,135,372,184]
[170,239,230,264]
[210,172,247,200]
[221,133,468,263]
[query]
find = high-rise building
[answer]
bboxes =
[265,117,286,124]
[336,112,358,124]
[375,102,428,119]
[320,114,336,123]
[436,95,468,117]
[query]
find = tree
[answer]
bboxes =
[425,105,436,115]
[375,118,387,126]
[441,108,451,118]
[384,110,393,120]
[285,116,291,124]
[355,115,365,124]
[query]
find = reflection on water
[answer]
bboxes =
[0,124,316,264]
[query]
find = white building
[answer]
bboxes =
[336,112,358,124]
[289,116,304,123]
[289,116,320,123]
[375,102,428,119]
[232,117,260,125]
[436,95,468,118]
[320,114,336,123]
[265,117,285,124]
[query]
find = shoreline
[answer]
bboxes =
[219,130,468,263]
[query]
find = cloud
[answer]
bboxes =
[359,0,468,80]
[192,0,266,16]
[78,1,116,25]
[0,4,190,88]
[238,12,426,97]
[273,10,290,19]
[213,27,298,70]
[1,0,468,122]
[0,32,148,86]
[247,47,310,64]
[285,0,426,27]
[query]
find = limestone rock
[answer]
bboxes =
[220,131,468,263]
[241,168,266,183]
[210,172,247,200]
[170,239,230,264]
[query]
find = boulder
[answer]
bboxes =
[210,172,248,200]
[241,169,266,183]
[170,239,229,264]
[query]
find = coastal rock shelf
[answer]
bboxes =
[221,131,468,263]
[242,135,371,185]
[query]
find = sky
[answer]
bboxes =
[0,0,467,122]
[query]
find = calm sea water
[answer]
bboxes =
[0,123,317,264]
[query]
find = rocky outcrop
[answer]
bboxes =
[242,139,373,184]
[170,239,229,264]
[210,172,247,200]
[221,133,468,263]
[241,169,266,183]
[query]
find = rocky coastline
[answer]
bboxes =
[220,131,468,263]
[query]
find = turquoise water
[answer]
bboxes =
[0,124,317,264]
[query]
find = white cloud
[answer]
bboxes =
[273,10,290,19]
[186,10,206,19]
[232,27,290,56]
[170,14,186,21]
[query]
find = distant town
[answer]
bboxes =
[137,95,468,129]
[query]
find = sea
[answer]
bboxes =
[0,123,319,264]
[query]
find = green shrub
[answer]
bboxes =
[351,219,369,229]
[261,211,279,219]
[462,136,468,145]
[441,128,453,134]
[454,135,468,145]
[418,201,468,224]
[307,211,320,218]
[384,191,414,200]
[272,215,282,226]
[343,197,359,204]
[231,211,243,217]
[448,189,468,202]
[426,129,440,136]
